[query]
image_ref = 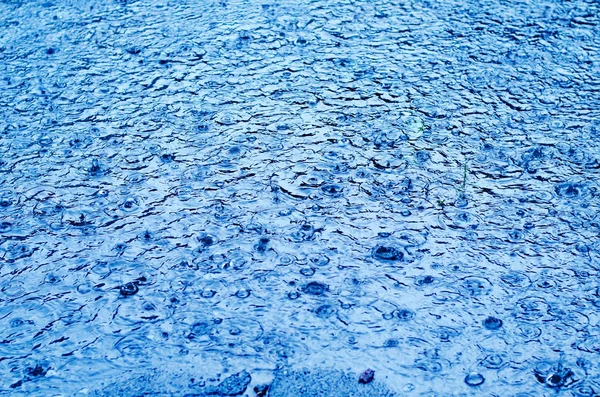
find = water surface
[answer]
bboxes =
[0,0,599,395]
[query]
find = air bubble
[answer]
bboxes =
[465,372,485,386]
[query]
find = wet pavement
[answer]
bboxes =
[0,0,599,395]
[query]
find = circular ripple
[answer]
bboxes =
[500,271,532,289]
[0,190,21,210]
[514,323,542,341]
[514,296,549,321]
[0,301,57,355]
[207,317,264,346]
[114,334,154,365]
[173,310,217,347]
[480,353,507,369]
[459,276,492,297]
[306,253,330,267]
[119,196,142,213]
[428,289,461,303]
[33,200,64,218]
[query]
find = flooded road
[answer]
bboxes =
[0,0,599,395]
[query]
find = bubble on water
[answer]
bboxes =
[300,267,315,277]
[113,242,127,253]
[88,158,105,175]
[197,233,217,247]
[160,153,175,163]
[415,150,430,163]
[120,196,141,212]
[482,316,503,330]
[254,238,269,253]
[464,372,485,386]
[68,134,93,149]
[120,282,139,296]
[507,229,524,243]
[371,246,403,261]
[43,272,61,284]
[534,361,574,389]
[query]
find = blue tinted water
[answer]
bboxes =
[0,0,599,395]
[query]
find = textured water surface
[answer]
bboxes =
[1,0,599,395]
